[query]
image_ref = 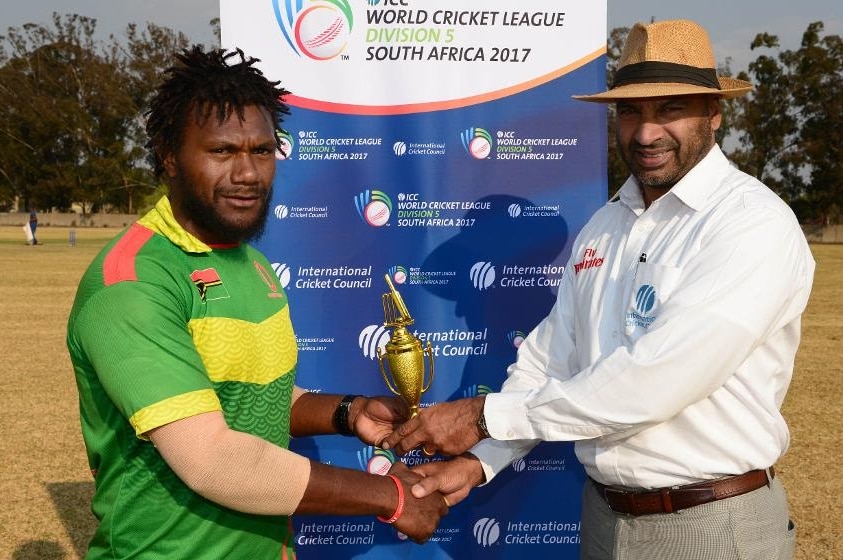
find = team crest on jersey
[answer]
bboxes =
[254,261,285,299]
[190,268,230,302]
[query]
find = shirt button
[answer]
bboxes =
[611,331,619,338]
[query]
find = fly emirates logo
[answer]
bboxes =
[573,248,604,275]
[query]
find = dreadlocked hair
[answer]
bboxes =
[145,45,291,178]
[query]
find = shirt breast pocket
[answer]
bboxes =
[625,263,681,332]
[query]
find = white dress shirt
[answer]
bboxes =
[474,145,815,489]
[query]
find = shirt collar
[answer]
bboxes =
[137,196,214,254]
[617,145,730,214]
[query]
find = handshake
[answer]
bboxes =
[349,394,491,543]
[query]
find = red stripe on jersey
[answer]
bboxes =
[103,224,155,286]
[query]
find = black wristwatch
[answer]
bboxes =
[332,394,360,436]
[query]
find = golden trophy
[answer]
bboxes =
[377,274,434,418]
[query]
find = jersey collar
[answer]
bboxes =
[137,196,214,254]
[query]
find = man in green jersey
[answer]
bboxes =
[67,46,447,559]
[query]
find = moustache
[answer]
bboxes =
[631,140,678,152]
[215,187,270,198]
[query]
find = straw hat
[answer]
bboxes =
[574,19,752,102]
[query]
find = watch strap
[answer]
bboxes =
[332,394,360,436]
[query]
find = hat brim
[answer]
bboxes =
[572,77,753,103]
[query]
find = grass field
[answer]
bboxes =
[0,225,840,559]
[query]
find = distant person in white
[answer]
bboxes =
[382,19,815,560]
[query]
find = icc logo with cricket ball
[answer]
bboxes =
[460,127,493,160]
[275,131,295,160]
[387,265,408,285]
[272,0,353,60]
[357,446,396,475]
[354,190,393,227]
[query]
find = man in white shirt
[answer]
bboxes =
[382,19,814,560]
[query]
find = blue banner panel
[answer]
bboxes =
[222,1,607,557]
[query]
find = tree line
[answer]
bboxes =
[0,14,208,216]
[1,14,840,224]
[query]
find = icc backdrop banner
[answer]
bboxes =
[221,1,607,557]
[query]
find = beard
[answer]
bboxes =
[180,184,272,244]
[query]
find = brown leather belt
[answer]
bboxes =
[591,467,774,516]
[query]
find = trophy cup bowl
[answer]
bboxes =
[377,275,434,417]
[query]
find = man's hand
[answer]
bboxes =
[386,461,449,543]
[382,396,486,456]
[409,453,485,507]
[349,396,409,447]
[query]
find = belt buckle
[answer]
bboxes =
[603,486,677,516]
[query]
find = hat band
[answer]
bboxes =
[612,61,720,90]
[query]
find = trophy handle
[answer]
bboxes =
[422,341,434,392]
[377,346,401,397]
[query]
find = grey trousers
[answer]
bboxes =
[580,475,795,560]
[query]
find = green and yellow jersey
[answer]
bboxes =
[67,196,298,559]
